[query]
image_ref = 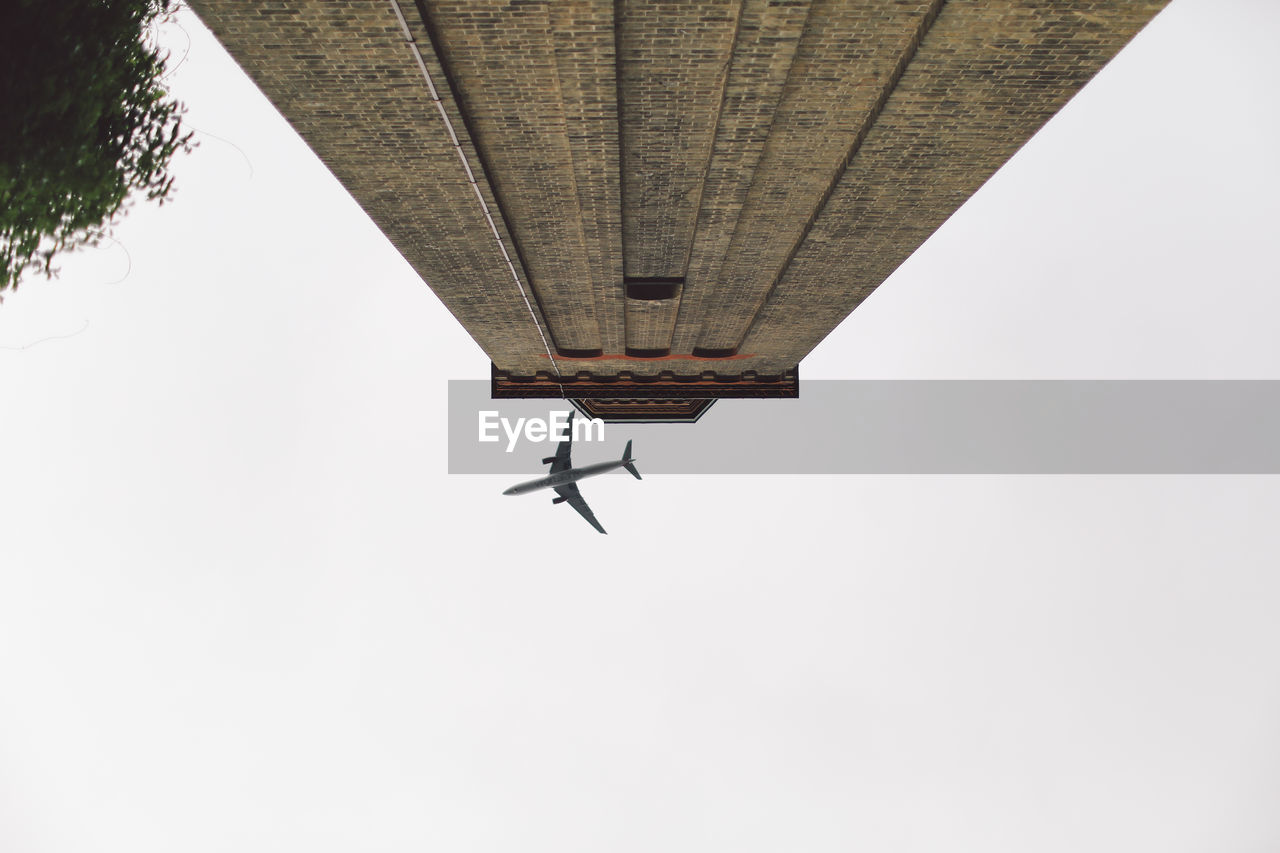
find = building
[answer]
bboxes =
[188,0,1168,421]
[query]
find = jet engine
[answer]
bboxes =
[552,496,567,505]
[542,456,557,465]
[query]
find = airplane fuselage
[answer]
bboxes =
[502,458,632,496]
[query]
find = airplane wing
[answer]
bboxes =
[547,410,574,473]
[553,482,606,534]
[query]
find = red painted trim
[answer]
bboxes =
[540,352,756,361]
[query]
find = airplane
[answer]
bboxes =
[502,411,640,534]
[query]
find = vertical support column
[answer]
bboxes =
[616,0,742,280]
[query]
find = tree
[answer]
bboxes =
[0,0,194,295]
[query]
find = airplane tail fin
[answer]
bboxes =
[622,440,641,480]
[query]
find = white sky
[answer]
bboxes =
[2,1,1279,850]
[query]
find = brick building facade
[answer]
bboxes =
[189,0,1167,418]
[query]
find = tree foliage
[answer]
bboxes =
[0,0,193,294]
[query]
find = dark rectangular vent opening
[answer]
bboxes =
[557,347,604,359]
[625,277,682,301]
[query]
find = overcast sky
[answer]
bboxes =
[2,1,1279,850]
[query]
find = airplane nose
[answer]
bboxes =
[502,486,517,496]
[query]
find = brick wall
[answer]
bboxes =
[189,0,1168,386]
